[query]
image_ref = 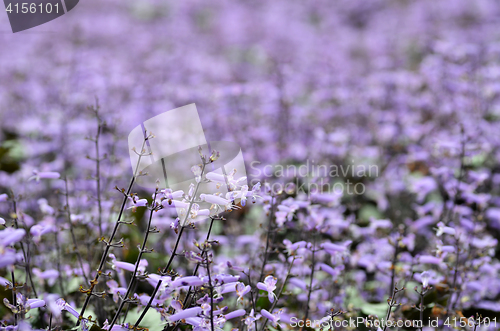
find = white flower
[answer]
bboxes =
[421,271,430,288]
[436,222,455,237]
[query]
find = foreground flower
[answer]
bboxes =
[244,309,261,331]
[257,275,277,303]
[436,222,456,237]
[235,282,251,304]
[167,306,202,322]
[260,308,282,327]
[4,293,45,315]
[421,271,430,288]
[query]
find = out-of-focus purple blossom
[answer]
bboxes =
[33,268,59,287]
[0,228,26,249]
[0,252,18,268]
[235,282,251,304]
[418,255,443,265]
[28,170,60,182]
[37,198,54,215]
[30,224,56,243]
[321,240,352,254]
[436,221,456,237]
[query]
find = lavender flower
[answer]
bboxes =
[257,276,278,303]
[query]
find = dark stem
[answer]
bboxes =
[134,162,207,328]
[446,237,461,316]
[259,195,276,283]
[260,257,296,331]
[302,233,317,328]
[445,126,466,227]
[389,237,400,295]
[77,175,135,325]
[133,225,185,328]
[419,290,425,331]
[205,255,215,331]
[109,189,159,329]
[53,232,65,297]
[178,217,216,311]
[11,196,37,298]
[11,270,17,325]
[64,178,89,284]
[383,285,403,331]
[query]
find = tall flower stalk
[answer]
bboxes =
[108,187,161,329]
[133,157,208,328]
[77,134,151,325]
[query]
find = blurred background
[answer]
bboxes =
[2,0,500,224]
[1,0,500,173]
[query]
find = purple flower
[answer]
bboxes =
[414,270,443,287]
[30,224,56,243]
[436,222,456,237]
[235,282,251,304]
[418,255,442,265]
[162,200,190,209]
[33,268,59,286]
[27,298,46,309]
[0,228,26,248]
[162,189,184,200]
[244,309,261,331]
[168,306,202,322]
[107,280,127,303]
[257,275,277,303]
[28,170,60,182]
[214,274,239,284]
[171,276,204,288]
[260,308,282,327]
[283,239,307,255]
[128,197,148,210]
[319,263,344,279]
[56,298,80,319]
[37,198,54,215]
[225,309,246,320]
[110,254,135,272]
[288,278,307,291]
[321,240,352,254]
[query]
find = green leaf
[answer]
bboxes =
[360,302,388,317]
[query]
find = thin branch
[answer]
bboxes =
[108,188,159,329]
[302,233,318,328]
